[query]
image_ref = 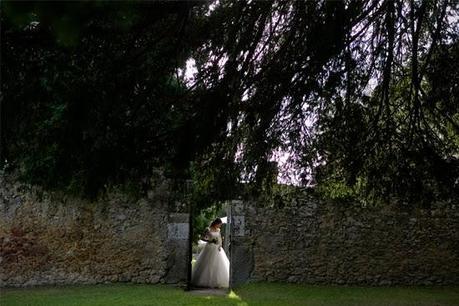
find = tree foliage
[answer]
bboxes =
[2,1,204,195]
[2,1,458,206]
[189,0,459,205]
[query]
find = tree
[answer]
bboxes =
[2,1,207,196]
[2,0,458,205]
[190,0,459,205]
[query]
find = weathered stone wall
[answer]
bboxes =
[2,173,458,288]
[0,174,190,288]
[231,194,459,285]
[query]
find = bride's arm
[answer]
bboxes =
[217,232,223,251]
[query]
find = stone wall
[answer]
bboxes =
[2,174,458,288]
[231,194,459,285]
[0,174,190,287]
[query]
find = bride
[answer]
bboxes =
[191,218,230,288]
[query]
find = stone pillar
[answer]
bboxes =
[230,200,254,286]
[163,212,190,284]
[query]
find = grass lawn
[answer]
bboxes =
[1,282,458,306]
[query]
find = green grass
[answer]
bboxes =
[1,282,458,306]
[236,283,459,306]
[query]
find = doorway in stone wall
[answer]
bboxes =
[187,201,232,292]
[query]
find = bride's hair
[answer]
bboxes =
[210,218,222,228]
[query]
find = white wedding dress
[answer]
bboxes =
[191,228,230,288]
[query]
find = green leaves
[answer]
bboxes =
[2,0,458,205]
[2,2,204,197]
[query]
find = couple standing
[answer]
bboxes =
[191,218,230,288]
